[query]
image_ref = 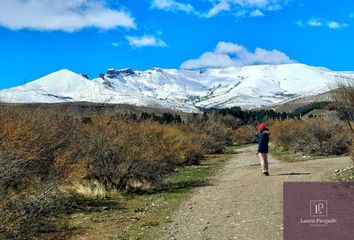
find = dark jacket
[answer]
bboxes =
[258,130,269,153]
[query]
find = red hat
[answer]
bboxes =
[258,123,266,132]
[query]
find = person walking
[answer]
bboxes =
[257,123,270,176]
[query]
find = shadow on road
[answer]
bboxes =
[274,172,311,176]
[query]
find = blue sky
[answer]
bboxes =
[0,0,354,89]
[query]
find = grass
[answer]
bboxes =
[269,145,353,163]
[268,146,305,162]
[49,149,236,240]
[223,144,254,154]
[330,166,354,182]
[269,146,354,182]
[268,146,330,162]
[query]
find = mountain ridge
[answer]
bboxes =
[1,63,353,112]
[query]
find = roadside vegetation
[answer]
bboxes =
[329,79,354,182]
[270,79,354,160]
[62,151,233,240]
[270,118,351,157]
[0,103,281,239]
[1,82,353,239]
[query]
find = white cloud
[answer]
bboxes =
[204,1,231,18]
[212,0,288,17]
[126,35,168,48]
[230,0,282,9]
[215,41,247,54]
[307,18,323,27]
[180,41,294,69]
[151,0,196,14]
[297,17,350,29]
[250,9,265,17]
[112,42,119,47]
[327,21,349,29]
[0,0,136,32]
[151,0,289,18]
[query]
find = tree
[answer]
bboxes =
[332,79,354,135]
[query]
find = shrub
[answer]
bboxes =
[331,79,354,135]
[271,118,351,155]
[233,125,258,145]
[214,114,241,129]
[0,105,233,238]
[304,118,350,155]
[81,116,206,191]
[271,120,306,149]
[184,118,233,153]
[0,107,83,239]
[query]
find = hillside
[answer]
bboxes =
[1,63,353,112]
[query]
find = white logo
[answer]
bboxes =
[310,200,328,217]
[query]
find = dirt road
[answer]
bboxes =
[163,145,352,240]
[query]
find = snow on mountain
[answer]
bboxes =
[0,69,199,112]
[1,63,353,112]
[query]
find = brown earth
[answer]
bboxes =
[162,145,352,240]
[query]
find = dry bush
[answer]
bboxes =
[146,122,206,165]
[233,125,257,145]
[0,107,84,239]
[65,180,107,199]
[331,79,354,135]
[331,79,354,160]
[271,118,351,155]
[203,121,233,153]
[305,118,351,155]
[82,116,206,191]
[0,109,83,183]
[271,119,306,149]
[214,114,241,129]
[0,105,232,238]
[184,117,233,153]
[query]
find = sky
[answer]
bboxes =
[1,0,354,89]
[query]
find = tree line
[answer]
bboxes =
[122,106,300,126]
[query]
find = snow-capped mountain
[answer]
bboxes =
[1,63,353,112]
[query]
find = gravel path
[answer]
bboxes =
[163,145,352,240]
